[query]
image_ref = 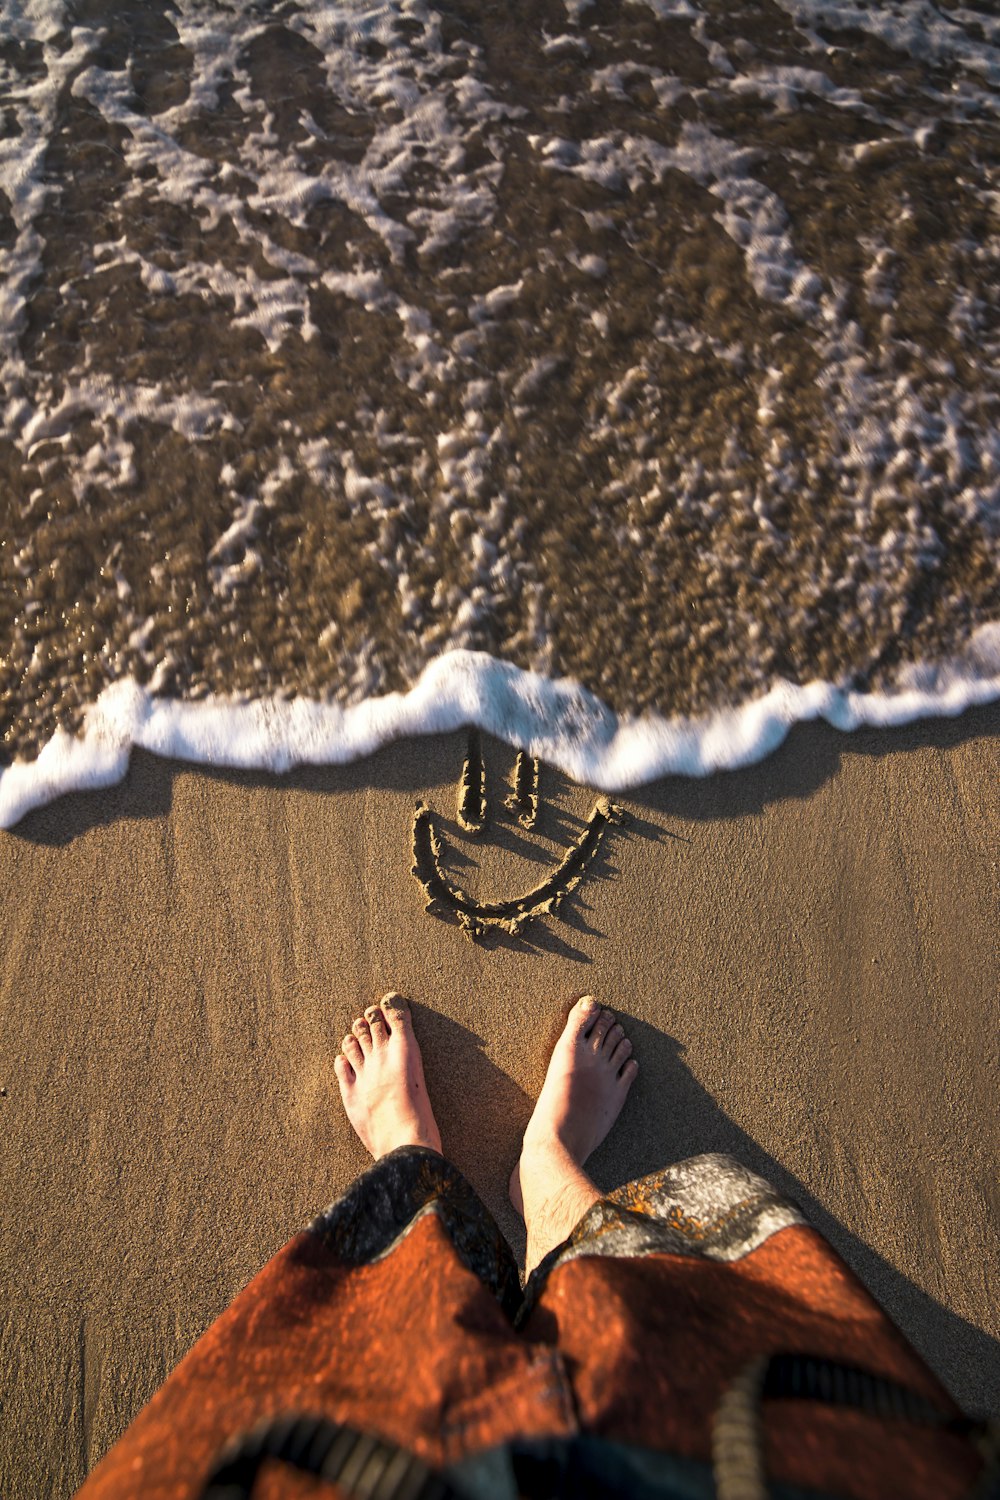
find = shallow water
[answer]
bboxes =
[1,0,998,792]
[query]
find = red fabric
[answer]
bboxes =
[77,1215,574,1500]
[523,1226,976,1499]
[76,1216,979,1500]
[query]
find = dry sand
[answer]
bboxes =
[1,707,997,1497]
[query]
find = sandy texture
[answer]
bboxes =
[0,709,997,1497]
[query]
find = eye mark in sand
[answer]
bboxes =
[456,726,488,834]
[411,730,624,942]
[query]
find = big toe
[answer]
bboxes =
[567,994,600,1038]
[381,992,412,1035]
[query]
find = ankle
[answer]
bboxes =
[374,1129,438,1159]
[520,1127,579,1172]
[519,1143,601,1274]
[524,1174,601,1275]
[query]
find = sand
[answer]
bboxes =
[0,707,997,1497]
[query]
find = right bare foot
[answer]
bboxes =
[510,995,638,1219]
[334,993,442,1160]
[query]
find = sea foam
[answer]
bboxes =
[2,631,998,830]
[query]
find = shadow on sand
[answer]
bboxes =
[596,1018,999,1420]
[10,697,999,848]
[425,1006,999,1420]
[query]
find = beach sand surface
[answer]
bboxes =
[0,709,997,1497]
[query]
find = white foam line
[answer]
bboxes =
[2,631,999,830]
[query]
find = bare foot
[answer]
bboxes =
[510,995,638,1219]
[334,993,442,1159]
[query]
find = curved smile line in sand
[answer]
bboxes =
[410,730,623,941]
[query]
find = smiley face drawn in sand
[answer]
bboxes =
[410,729,624,941]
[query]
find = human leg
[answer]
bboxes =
[503,997,982,1497]
[335,989,640,1277]
[510,995,639,1276]
[76,997,560,1499]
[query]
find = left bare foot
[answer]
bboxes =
[334,993,442,1159]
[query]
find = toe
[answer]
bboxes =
[381,992,410,1032]
[590,1008,615,1049]
[365,1004,389,1044]
[620,1058,639,1087]
[342,1034,364,1068]
[611,1036,632,1069]
[352,1017,373,1054]
[569,994,599,1038]
[334,1054,355,1090]
[603,1022,624,1055]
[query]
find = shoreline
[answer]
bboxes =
[3,637,1000,830]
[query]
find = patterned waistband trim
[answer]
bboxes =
[308,1146,523,1319]
[521,1152,806,1316]
[308,1149,804,1322]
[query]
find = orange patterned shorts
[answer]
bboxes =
[75,1148,985,1500]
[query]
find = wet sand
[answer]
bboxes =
[5,2,1000,767]
[0,707,997,1497]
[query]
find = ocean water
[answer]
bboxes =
[1,0,999,826]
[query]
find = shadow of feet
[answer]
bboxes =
[407,1007,1000,1418]
[586,1019,1000,1420]
[410,1003,533,1255]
